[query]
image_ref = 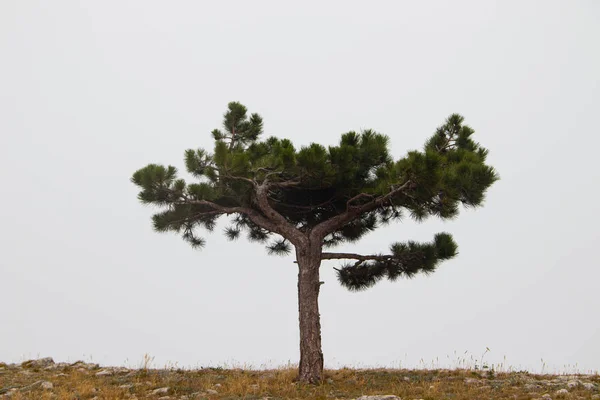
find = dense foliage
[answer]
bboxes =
[132,102,498,290]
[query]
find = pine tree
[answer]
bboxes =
[131,102,499,383]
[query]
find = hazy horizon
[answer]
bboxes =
[1,1,599,374]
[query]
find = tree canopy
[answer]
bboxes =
[132,102,498,290]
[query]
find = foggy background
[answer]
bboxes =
[1,1,598,373]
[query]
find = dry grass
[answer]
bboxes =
[1,361,599,399]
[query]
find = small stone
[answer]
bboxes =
[214,383,222,388]
[95,369,114,376]
[119,384,134,389]
[70,361,99,370]
[355,396,401,400]
[151,387,170,395]
[541,394,552,399]
[591,394,600,399]
[326,378,334,384]
[205,389,218,394]
[403,376,410,381]
[556,388,569,395]
[582,382,597,390]
[41,381,53,390]
[16,380,54,392]
[567,380,579,388]
[157,397,171,400]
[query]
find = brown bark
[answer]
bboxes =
[296,243,324,384]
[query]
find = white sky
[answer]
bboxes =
[1,1,599,374]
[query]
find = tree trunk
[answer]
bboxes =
[296,244,324,384]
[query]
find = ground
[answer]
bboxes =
[0,359,598,399]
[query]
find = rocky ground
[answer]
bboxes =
[0,358,598,399]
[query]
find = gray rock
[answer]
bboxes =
[2,388,18,398]
[119,384,134,389]
[205,389,218,394]
[95,369,114,376]
[525,383,541,390]
[21,358,55,369]
[95,367,128,376]
[18,380,54,392]
[151,387,170,395]
[555,388,569,395]
[0,387,19,396]
[582,382,597,390]
[566,380,579,388]
[355,396,401,400]
[40,381,53,390]
[70,361,99,370]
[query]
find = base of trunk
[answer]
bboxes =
[296,246,324,383]
[298,357,324,384]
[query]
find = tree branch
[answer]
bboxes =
[172,198,296,240]
[173,199,247,214]
[311,179,413,241]
[320,252,393,262]
[293,252,394,265]
[346,193,374,209]
[254,182,308,247]
[221,173,255,185]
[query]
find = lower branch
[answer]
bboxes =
[174,198,300,245]
[321,252,393,263]
[325,233,458,291]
